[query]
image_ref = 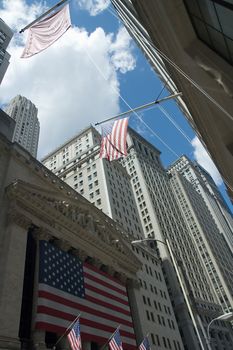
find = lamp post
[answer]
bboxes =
[207,312,233,343]
[131,238,209,350]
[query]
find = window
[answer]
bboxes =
[162,337,167,348]
[97,199,101,205]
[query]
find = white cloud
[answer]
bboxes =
[0,0,46,31]
[191,136,223,185]
[0,0,136,159]
[76,0,110,16]
[110,27,136,73]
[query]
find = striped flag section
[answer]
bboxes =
[100,117,129,161]
[139,337,150,350]
[68,319,82,350]
[109,329,124,350]
[21,4,71,58]
[36,241,136,350]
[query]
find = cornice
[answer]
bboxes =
[6,180,141,279]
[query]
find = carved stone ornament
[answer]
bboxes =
[5,180,142,278]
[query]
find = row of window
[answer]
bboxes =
[142,295,172,315]
[150,333,181,350]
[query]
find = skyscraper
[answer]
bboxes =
[0,18,13,84]
[42,125,233,349]
[122,128,233,349]
[4,95,40,158]
[42,126,185,350]
[168,156,233,313]
[168,155,233,252]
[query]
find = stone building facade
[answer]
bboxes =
[0,130,141,350]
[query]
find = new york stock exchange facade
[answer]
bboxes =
[0,128,142,350]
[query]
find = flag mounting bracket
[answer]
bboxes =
[19,0,69,33]
[95,92,182,126]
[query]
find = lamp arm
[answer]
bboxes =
[207,318,217,341]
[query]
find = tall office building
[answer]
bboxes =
[42,126,185,350]
[43,126,233,349]
[123,128,233,350]
[168,157,233,313]
[168,156,233,252]
[0,18,13,84]
[4,95,40,158]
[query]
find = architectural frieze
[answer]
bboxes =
[5,180,141,279]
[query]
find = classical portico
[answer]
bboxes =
[0,134,141,350]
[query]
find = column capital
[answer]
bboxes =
[31,227,53,242]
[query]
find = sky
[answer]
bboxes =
[0,0,232,210]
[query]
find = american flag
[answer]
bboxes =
[21,4,71,58]
[99,117,129,161]
[139,337,150,350]
[67,319,82,350]
[109,329,124,350]
[36,241,136,350]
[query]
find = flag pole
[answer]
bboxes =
[52,313,81,350]
[19,0,69,33]
[99,325,121,350]
[95,92,182,126]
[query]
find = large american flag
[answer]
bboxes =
[36,241,136,349]
[99,117,129,161]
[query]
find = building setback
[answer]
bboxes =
[122,128,233,350]
[42,126,185,350]
[0,18,13,84]
[168,157,233,313]
[4,95,40,158]
[168,155,233,252]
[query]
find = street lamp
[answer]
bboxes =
[131,238,166,245]
[131,237,209,350]
[207,312,233,343]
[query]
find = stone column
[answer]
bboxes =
[82,341,91,350]
[58,337,69,350]
[32,330,46,350]
[0,222,29,350]
[126,279,143,345]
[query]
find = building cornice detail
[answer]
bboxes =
[6,180,141,280]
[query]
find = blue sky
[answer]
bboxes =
[0,0,232,210]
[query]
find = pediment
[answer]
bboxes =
[6,180,141,278]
